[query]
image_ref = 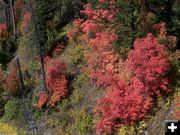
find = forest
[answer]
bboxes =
[0,0,179,135]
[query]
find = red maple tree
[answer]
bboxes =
[68,1,171,133]
[45,57,68,107]
[37,57,68,108]
[96,33,170,133]
[3,60,22,95]
[0,23,8,39]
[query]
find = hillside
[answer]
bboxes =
[0,0,179,135]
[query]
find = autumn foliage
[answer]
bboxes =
[96,33,170,133]
[2,60,22,95]
[127,33,170,96]
[46,57,68,107]
[37,57,68,108]
[37,91,49,109]
[68,0,118,87]
[0,23,8,39]
[69,1,171,132]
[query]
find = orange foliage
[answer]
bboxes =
[37,57,68,108]
[48,75,68,107]
[37,91,49,109]
[45,57,68,107]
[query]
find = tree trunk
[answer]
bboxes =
[9,0,17,38]
[1,0,11,27]
[29,0,48,92]
[16,57,25,91]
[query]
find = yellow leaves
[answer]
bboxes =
[0,122,26,135]
[70,108,93,135]
[118,125,136,135]
[137,121,148,132]
[118,121,148,135]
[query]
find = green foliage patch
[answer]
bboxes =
[2,98,19,121]
[61,41,85,72]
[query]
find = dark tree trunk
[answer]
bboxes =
[28,0,48,92]
[1,0,11,26]
[9,0,17,38]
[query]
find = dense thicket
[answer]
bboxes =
[68,0,179,134]
[0,0,179,135]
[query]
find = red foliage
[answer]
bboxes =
[81,1,116,22]
[67,19,84,40]
[0,23,8,38]
[69,1,171,133]
[0,23,7,34]
[84,30,118,86]
[96,33,170,133]
[45,57,68,107]
[37,91,49,109]
[37,57,68,108]
[48,75,68,107]
[3,60,21,95]
[68,1,118,86]
[127,33,170,96]
[68,0,117,40]
[96,79,153,132]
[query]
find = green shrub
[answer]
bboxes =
[2,99,19,120]
[76,113,93,135]
[34,109,43,120]
[69,89,84,106]
[71,108,93,135]
[61,41,85,72]
[72,72,89,90]
[57,99,70,111]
